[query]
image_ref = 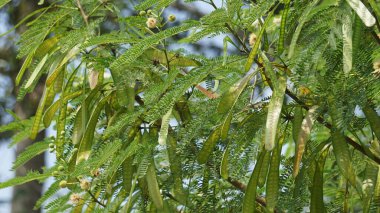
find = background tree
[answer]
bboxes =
[0,0,380,212]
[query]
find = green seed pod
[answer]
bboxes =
[59,180,67,188]
[168,14,176,22]
[49,143,55,148]
[147,9,152,15]
[58,166,65,172]
[139,11,146,16]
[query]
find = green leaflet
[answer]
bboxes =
[363,104,380,141]
[0,170,51,189]
[310,147,328,213]
[142,49,201,67]
[197,126,221,164]
[368,0,380,20]
[76,93,112,163]
[293,106,318,177]
[223,36,239,66]
[158,107,172,146]
[342,14,352,75]
[266,135,284,211]
[146,161,164,210]
[43,91,82,127]
[278,0,290,53]
[220,142,230,180]
[264,71,287,151]
[328,96,361,194]
[243,150,267,213]
[245,9,274,72]
[288,0,320,59]
[0,0,10,9]
[345,0,376,27]
[12,140,49,170]
[30,86,54,140]
[110,22,198,71]
[167,135,186,202]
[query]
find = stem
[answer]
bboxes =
[87,190,106,207]
[76,0,88,26]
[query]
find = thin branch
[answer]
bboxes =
[87,190,106,207]
[76,0,88,26]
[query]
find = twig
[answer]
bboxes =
[76,0,88,26]
[87,190,106,207]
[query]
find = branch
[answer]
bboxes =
[226,177,274,210]
[257,60,380,164]
[76,0,88,26]
[87,190,106,207]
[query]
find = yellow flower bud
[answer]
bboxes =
[168,14,176,22]
[59,180,67,188]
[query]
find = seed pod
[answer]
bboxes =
[58,166,65,172]
[139,11,146,16]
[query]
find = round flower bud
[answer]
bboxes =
[52,171,59,177]
[70,193,81,204]
[59,180,68,188]
[58,166,65,172]
[139,11,146,16]
[168,14,176,22]
[146,17,157,29]
[80,179,91,190]
[77,175,83,180]
[249,33,257,47]
[49,143,55,148]
[147,10,152,15]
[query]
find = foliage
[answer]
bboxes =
[1,0,380,212]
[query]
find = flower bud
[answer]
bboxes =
[52,171,59,177]
[146,17,157,29]
[139,11,146,16]
[49,143,55,148]
[147,10,152,15]
[58,166,65,172]
[168,14,176,22]
[49,148,55,153]
[59,180,67,188]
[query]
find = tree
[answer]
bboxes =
[0,0,380,212]
[0,1,50,212]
